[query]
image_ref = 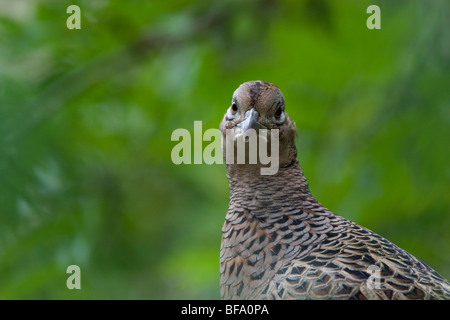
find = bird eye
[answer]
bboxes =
[274,107,282,119]
[273,106,285,125]
[227,102,238,120]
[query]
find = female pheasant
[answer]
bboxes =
[219,80,450,300]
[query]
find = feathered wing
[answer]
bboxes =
[269,213,450,300]
[221,204,450,300]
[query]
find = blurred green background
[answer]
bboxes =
[0,0,448,299]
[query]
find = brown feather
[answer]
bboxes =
[219,80,450,300]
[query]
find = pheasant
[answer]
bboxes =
[219,80,450,300]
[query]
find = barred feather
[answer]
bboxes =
[219,81,450,300]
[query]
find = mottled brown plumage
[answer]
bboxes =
[219,80,450,300]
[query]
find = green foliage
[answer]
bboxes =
[0,0,448,299]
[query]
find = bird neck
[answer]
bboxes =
[227,159,312,218]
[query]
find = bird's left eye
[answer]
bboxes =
[273,107,285,125]
[275,107,282,119]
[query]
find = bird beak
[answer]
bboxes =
[237,108,266,133]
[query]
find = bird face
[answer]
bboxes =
[220,81,298,169]
[223,80,286,132]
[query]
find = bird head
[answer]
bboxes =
[220,80,298,171]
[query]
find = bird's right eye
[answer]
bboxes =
[231,102,238,113]
[227,102,238,119]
